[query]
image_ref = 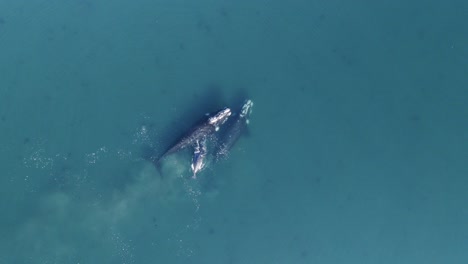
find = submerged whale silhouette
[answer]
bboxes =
[215,99,253,160]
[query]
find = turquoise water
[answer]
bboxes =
[1,0,467,263]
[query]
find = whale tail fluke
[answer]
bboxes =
[152,154,168,178]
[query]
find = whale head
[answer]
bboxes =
[240,99,253,117]
[208,107,231,131]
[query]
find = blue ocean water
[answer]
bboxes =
[1,0,467,263]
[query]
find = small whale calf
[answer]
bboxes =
[156,99,253,179]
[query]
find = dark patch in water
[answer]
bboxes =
[219,8,229,18]
[208,227,215,235]
[178,43,185,51]
[196,19,212,34]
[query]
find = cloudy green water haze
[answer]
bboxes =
[0,0,467,263]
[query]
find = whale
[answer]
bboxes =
[215,99,253,160]
[156,107,231,166]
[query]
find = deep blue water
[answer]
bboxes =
[1,0,467,263]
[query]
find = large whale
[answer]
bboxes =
[215,99,253,160]
[156,107,231,165]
